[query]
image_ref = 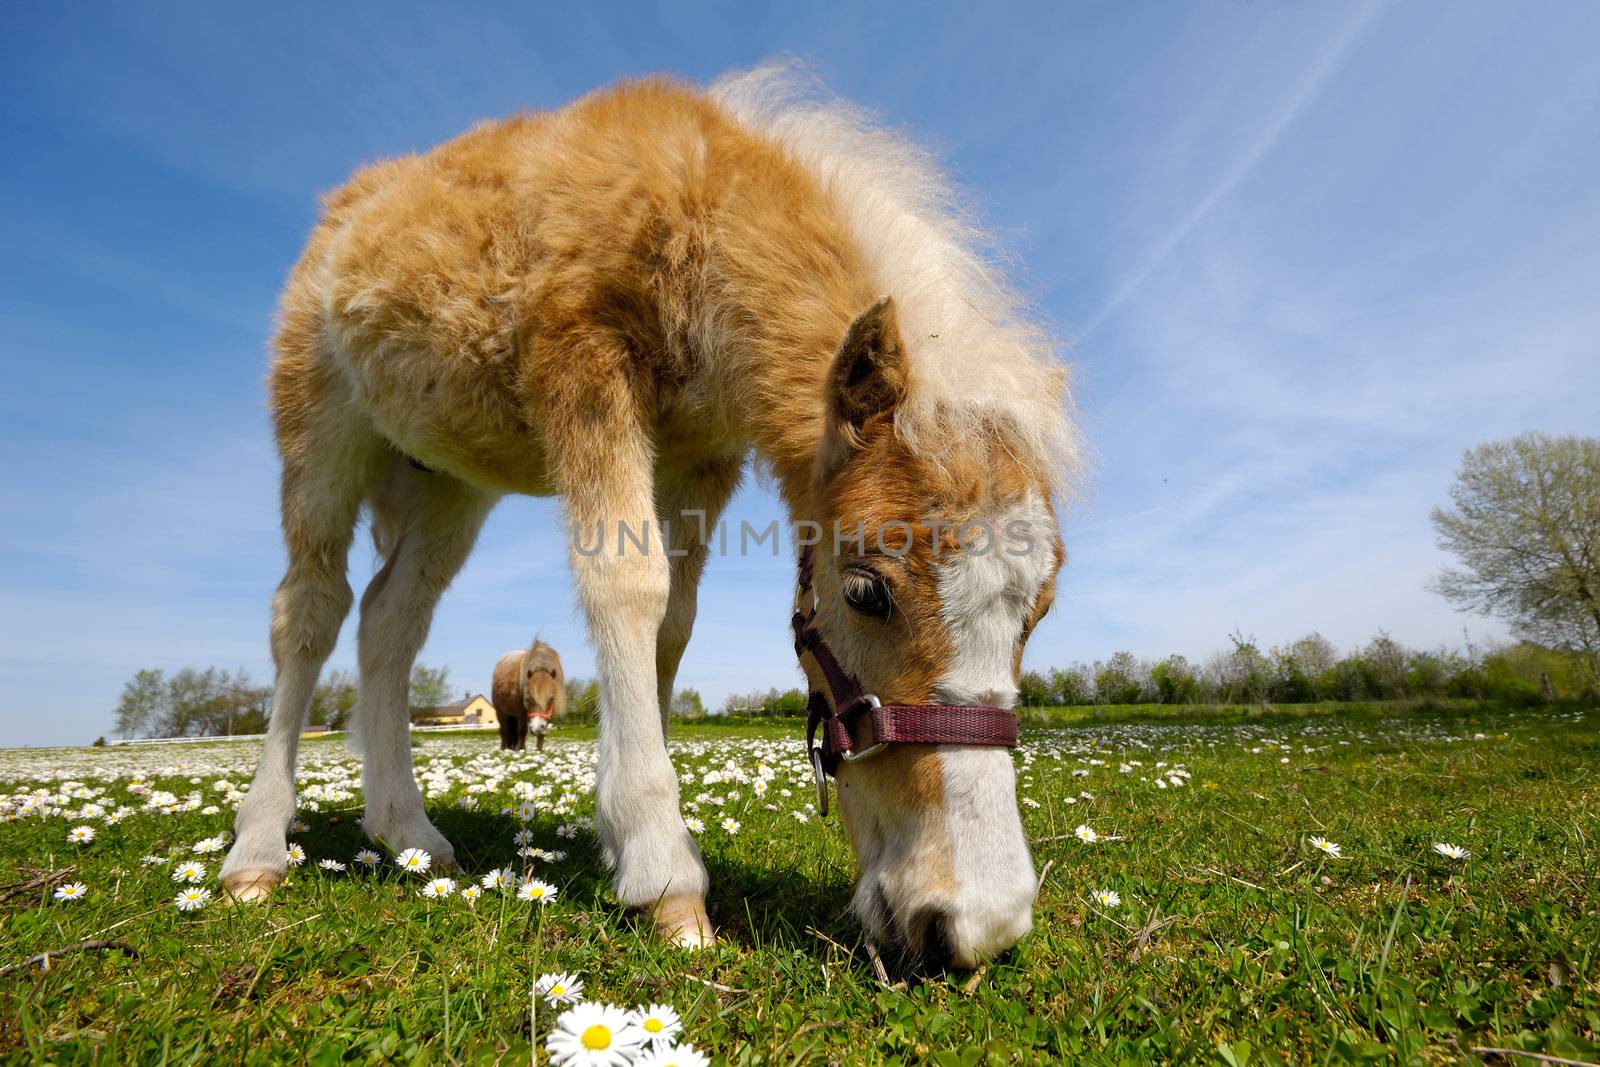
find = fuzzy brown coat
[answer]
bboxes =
[491,640,565,751]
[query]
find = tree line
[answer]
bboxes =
[112,663,456,739]
[1018,632,1594,709]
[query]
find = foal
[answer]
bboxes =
[220,66,1078,967]
[492,639,565,751]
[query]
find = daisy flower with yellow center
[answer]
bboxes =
[171,861,207,884]
[1092,889,1121,908]
[534,972,583,1006]
[285,844,307,867]
[1433,842,1469,860]
[1309,836,1342,858]
[421,877,456,899]
[480,866,513,891]
[395,848,431,873]
[628,1003,682,1047]
[1074,824,1099,844]
[54,882,88,902]
[354,849,381,867]
[460,884,483,903]
[546,1002,644,1067]
[68,825,96,843]
[634,1044,711,1067]
[174,887,212,912]
[517,878,558,904]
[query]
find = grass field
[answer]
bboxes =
[1,704,1596,1065]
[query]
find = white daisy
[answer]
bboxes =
[534,971,584,1006]
[395,848,432,873]
[1092,889,1121,908]
[174,886,212,912]
[285,843,307,867]
[54,882,88,902]
[319,859,347,872]
[460,884,483,903]
[1074,824,1099,844]
[1433,842,1469,860]
[171,861,207,883]
[354,849,381,867]
[546,1001,644,1066]
[422,877,456,899]
[517,878,558,904]
[720,816,741,834]
[480,866,514,891]
[1309,835,1342,858]
[634,1044,711,1067]
[683,816,705,833]
[628,1003,682,1047]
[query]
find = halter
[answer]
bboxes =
[790,545,1019,816]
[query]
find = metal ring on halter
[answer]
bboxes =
[809,746,829,817]
[838,694,887,763]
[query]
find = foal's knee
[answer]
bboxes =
[270,569,352,664]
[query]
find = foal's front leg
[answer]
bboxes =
[559,411,711,946]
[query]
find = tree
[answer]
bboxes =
[311,669,359,729]
[1431,433,1600,693]
[113,669,165,738]
[671,688,706,719]
[1149,655,1199,704]
[1093,651,1145,705]
[408,663,453,710]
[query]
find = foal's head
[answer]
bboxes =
[806,297,1063,968]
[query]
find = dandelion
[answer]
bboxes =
[517,878,558,904]
[422,877,456,899]
[174,886,212,912]
[1074,824,1099,844]
[1092,889,1122,908]
[54,882,88,902]
[319,859,347,872]
[629,1003,682,1047]
[1433,842,1469,860]
[395,847,431,873]
[535,972,584,1006]
[171,861,207,884]
[354,849,381,867]
[634,1046,711,1067]
[1310,835,1342,858]
[546,1001,643,1066]
[285,843,306,867]
[481,866,514,891]
[460,884,483,903]
[720,816,741,835]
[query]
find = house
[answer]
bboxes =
[410,693,495,728]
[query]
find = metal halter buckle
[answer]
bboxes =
[838,693,886,763]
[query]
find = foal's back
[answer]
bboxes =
[271,79,761,495]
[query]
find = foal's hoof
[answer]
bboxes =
[221,869,281,902]
[653,895,716,949]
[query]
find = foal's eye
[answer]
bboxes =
[842,570,892,618]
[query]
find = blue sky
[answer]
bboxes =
[3,2,1598,747]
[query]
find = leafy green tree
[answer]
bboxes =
[1150,655,1199,704]
[408,663,453,710]
[671,687,706,719]
[1431,433,1600,693]
[113,669,166,738]
[311,669,359,729]
[1094,651,1145,705]
[1018,670,1052,707]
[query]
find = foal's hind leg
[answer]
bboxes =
[221,414,383,900]
[355,460,496,866]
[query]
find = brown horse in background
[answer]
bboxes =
[492,639,565,751]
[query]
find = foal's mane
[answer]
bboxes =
[711,62,1082,498]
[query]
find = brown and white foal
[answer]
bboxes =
[220,66,1078,968]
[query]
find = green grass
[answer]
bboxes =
[1,705,1596,1064]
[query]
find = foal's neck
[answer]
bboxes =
[696,184,877,521]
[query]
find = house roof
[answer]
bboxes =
[410,694,491,721]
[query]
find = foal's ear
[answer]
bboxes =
[827,297,908,432]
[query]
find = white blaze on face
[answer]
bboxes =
[930,491,1053,962]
